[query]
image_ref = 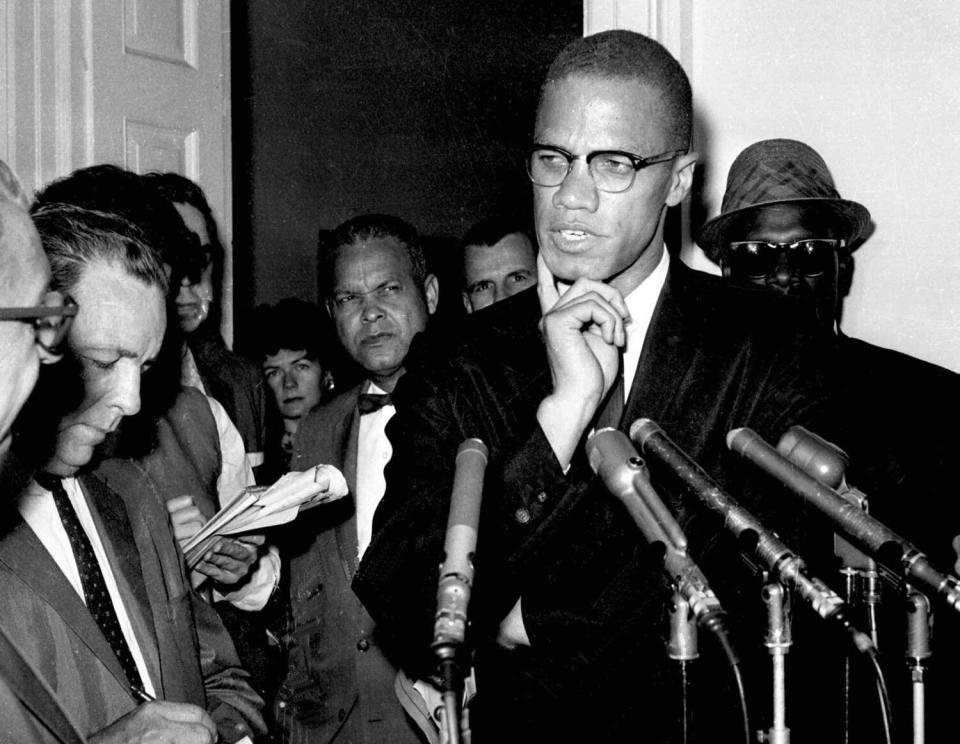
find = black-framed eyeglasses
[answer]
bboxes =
[724,239,844,279]
[526,145,686,193]
[0,291,78,355]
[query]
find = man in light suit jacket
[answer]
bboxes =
[355,31,852,743]
[276,215,438,743]
[2,203,264,743]
[0,161,85,744]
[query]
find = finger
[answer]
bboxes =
[235,534,266,546]
[556,276,630,321]
[145,701,217,733]
[546,292,625,347]
[165,495,195,513]
[214,539,258,561]
[536,253,560,313]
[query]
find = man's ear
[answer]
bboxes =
[461,291,473,315]
[423,273,439,315]
[665,151,698,208]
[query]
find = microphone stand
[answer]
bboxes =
[667,591,698,744]
[761,581,792,744]
[905,590,931,744]
[776,426,882,743]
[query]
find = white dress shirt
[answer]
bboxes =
[355,382,395,561]
[621,247,670,397]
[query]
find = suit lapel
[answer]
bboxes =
[0,509,131,690]
[621,263,699,431]
[334,389,361,583]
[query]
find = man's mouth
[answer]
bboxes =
[361,332,393,346]
[558,229,591,241]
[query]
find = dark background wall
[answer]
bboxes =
[231,0,581,347]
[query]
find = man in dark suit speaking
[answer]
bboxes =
[356,30,844,743]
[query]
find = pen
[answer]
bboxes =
[130,685,155,703]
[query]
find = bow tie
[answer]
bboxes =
[358,392,393,415]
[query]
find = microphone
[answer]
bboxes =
[433,438,489,658]
[728,426,960,615]
[433,438,488,744]
[630,418,877,657]
[585,428,736,664]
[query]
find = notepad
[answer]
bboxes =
[183,465,348,568]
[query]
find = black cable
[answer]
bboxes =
[730,661,751,744]
[866,650,893,744]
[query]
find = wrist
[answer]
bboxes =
[537,393,596,469]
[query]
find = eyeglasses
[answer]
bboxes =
[723,239,844,279]
[526,145,686,193]
[0,291,78,356]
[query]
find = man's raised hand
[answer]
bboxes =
[536,254,629,467]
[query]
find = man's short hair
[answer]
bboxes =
[252,297,329,361]
[542,30,693,149]
[32,165,194,278]
[459,215,535,285]
[318,214,427,299]
[30,204,168,296]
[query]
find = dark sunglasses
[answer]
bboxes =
[723,238,844,279]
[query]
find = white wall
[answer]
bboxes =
[686,1,960,372]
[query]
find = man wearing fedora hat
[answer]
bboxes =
[698,137,957,524]
[698,138,872,329]
[699,141,960,712]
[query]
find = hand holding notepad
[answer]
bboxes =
[182,465,348,568]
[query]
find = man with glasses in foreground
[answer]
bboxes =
[2,203,265,743]
[0,160,86,743]
[356,32,847,742]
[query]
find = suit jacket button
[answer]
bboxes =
[536,490,548,503]
[357,638,370,652]
[338,708,347,721]
[514,508,531,524]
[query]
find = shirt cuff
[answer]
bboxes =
[213,544,280,611]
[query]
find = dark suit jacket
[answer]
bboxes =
[189,325,268,480]
[277,384,423,743]
[0,471,263,742]
[355,262,848,742]
[0,623,85,744]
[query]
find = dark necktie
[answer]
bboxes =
[35,473,144,691]
[358,392,393,415]
[595,352,625,431]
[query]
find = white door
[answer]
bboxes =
[1,0,235,342]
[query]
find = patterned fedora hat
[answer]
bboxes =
[696,139,871,262]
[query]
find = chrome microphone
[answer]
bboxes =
[433,438,489,657]
[586,428,736,664]
[728,426,960,615]
[630,418,877,657]
[433,438,488,744]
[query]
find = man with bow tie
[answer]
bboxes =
[276,214,438,743]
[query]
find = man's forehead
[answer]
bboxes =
[739,203,845,238]
[70,260,165,347]
[535,74,672,148]
[334,237,414,282]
